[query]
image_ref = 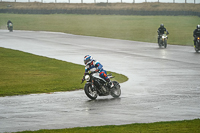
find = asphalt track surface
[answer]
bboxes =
[0,30,200,132]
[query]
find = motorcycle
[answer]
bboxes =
[194,36,200,53]
[81,71,121,100]
[8,23,13,32]
[158,34,168,48]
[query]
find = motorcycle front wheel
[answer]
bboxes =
[9,27,13,32]
[84,84,98,100]
[164,39,167,48]
[158,39,162,48]
[110,81,121,98]
[195,42,199,53]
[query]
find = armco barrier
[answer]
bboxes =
[0,9,199,16]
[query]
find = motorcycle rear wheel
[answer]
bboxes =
[84,84,98,100]
[110,81,121,98]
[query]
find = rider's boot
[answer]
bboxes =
[194,41,196,48]
[106,79,114,89]
[158,35,160,45]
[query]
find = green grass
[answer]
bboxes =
[0,47,128,96]
[0,13,199,45]
[17,119,200,133]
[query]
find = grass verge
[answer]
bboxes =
[0,13,199,45]
[0,47,128,97]
[17,119,200,133]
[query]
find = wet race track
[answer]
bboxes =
[0,30,200,132]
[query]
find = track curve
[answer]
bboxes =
[0,30,200,132]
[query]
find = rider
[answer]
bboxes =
[193,25,200,47]
[7,20,13,29]
[157,24,169,44]
[83,55,114,89]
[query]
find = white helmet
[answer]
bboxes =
[84,55,93,65]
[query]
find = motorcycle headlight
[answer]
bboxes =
[85,75,90,82]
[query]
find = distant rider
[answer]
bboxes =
[193,25,200,47]
[7,20,13,29]
[83,55,114,89]
[7,20,13,28]
[157,24,169,44]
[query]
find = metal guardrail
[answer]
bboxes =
[0,0,199,4]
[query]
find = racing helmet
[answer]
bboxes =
[160,24,164,28]
[197,25,200,29]
[84,55,93,65]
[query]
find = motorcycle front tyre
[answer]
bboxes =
[8,27,13,32]
[158,40,162,48]
[84,83,98,100]
[164,39,167,48]
[195,42,199,53]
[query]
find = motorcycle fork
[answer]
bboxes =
[92,80,94,88]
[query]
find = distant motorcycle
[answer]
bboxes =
[8,23,13,32]
[158,34,168,48]
[81,71,121,100]
[194,36,200,53]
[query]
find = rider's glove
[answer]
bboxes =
[81,75,85,83]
